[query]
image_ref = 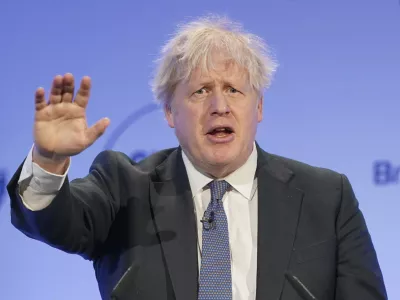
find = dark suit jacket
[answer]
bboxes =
[7,144,387,300]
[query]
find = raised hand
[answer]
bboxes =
[33,73,110,169]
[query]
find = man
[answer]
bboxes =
[7,15,387,300]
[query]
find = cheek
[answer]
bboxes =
[174,109,203,136]
[235,107,259,129]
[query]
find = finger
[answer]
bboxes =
[35,87,47,111]
[61,73,75,103]
[74,76,91,108]
[85,118,110,147]
[49,75,63,104]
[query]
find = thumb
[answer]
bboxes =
[85,117,110,147]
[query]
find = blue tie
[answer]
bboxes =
[198,180,232,300]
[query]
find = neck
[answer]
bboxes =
[183,144,254,179]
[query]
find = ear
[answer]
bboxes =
[164,102,175,128]
[257,96,263,123]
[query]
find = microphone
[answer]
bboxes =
[110,265,137,300]
[200,211,215,230]
[285,271,318,300]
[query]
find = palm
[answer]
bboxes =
[33,74,109,159]
[35,103,89,156]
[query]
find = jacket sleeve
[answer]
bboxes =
[335,174,387,299]
[7,150,123,261]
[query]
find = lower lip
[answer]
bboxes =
[206,133,235,144]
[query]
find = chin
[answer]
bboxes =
[206,149,237,166]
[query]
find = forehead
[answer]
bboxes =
[188,57,250,85]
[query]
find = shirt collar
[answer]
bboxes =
[181,143,258,201]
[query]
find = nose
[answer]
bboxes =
[210,91,230,116]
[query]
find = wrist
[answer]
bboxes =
[32,145,69,175]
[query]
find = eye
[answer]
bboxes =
[194,88,207,95]
[228,87,239,93]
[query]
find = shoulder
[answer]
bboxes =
[260,150,356,215]
[90,147,178,175]
[262,150,346,192]
[270,152,342,180]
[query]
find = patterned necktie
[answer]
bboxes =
[198,180,232,300]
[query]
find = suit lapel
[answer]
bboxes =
[148,145,304,299]
[255,147,304,300]
[149,148,198,300]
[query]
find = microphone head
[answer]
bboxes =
[201,210,215,230]
[285,271,317,300]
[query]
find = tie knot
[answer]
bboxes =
[209,180,230,201]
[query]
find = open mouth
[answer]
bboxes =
[207,126,234,137]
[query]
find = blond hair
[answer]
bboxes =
[151,14,278,105]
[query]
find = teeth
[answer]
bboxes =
[208,127,233,134]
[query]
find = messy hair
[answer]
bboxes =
[151,14,278,105]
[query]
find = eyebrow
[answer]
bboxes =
[192,79,243,88]
[193,80,215,88]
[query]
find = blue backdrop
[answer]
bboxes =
[0,0,399,299]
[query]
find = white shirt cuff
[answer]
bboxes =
[17,145,70,211]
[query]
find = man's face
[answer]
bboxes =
[165,55,263,177]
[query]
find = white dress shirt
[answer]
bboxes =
[18,145,259,300]
[181,146,258,300]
